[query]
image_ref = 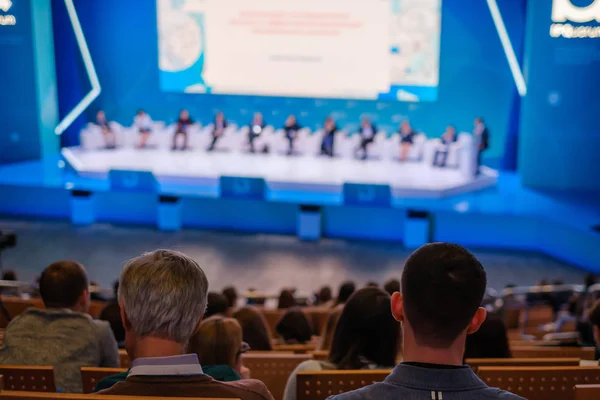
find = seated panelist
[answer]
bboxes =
[96,110,116,149]
[172,109,193,151]
[398,120,416,161]
[248,112,267,153]
[355,117,378,160]
[432,125,458,167]
[207,111,228,152]
[134,109,153,149]
[320,117,338,158]
[283,115,302,155]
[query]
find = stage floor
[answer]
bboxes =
[61,147,498,198]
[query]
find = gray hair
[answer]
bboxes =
[118,249,209,344]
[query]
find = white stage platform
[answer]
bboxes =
[62,147,498,198]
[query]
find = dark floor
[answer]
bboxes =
[0,218,590,295]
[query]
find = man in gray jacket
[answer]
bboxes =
[328,243,524,400]
[0,260,119,392]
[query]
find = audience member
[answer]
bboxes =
[97,250,273,399]
[206,292,230,319]
[365,281,378,288]
[587,299,600,359]
[275,308,313,344]
[317,307,343,351]
[315,285,333,306]
[0,261,119,393]
[188,316,250,380]
[233,306,273,351]
[283,287,401,400]
[0,269,21,297]
[334,281,356,306]
[278,289,296,309]
[327,243,523,400]
[383,278,400,296]
[222,286,238,309]
[464,316,511,360]
[99,281,125,347]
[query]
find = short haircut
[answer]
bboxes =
[336,281,356,305]
[205,292,229,319]
[276,308,313,344]
[233,306,272,351]
[589,299,600,328]
[189,316,243,369]
[222,286,238,308]
[39,260,88,308]
[118,249,208,344]
[401,243,487,348]
[383,278,400,296]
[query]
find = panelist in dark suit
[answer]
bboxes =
[474,117,490,174]
[96,110,116,149]
[248,112,266,153]
[283,115,301,155]
[320,117,338,157]
[398,120,416,161]
[355,117,378,160]
[207,111,227,152]
[172,109,193,151]
[433,125,458,167]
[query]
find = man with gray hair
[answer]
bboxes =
[99,249,273,399]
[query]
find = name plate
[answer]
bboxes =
[220,176,266,200]
[343,183,391,207]
[108,170,158,193]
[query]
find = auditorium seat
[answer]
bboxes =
[0,392,237,400]
[241,353,312,400]
[511,346,596,360]
[272,344,317,353]
[574,384,600,400]
[80,367,126,394]
[0,366,56,392]
[477,366,600,400]
[308,351,328,362]
[118,350,130,369]
[296,370,391,400]
[465,358,581,372]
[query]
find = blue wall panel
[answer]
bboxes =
[323,206,405,242]
[0,186,70,218]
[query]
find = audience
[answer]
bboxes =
[205,292,230,319]
[334,281,356,306]
[283,287,401,400]
[315,285,333,306]
[222,286,238,310]
[99,281,125,347]
[96,250,273,399]
[326,243,523,399]
[188,316,250,380]
[317,307,343,351]
[464,316,511,360]
[383,278,400,296]
[233,306,273,351]
[0,260,119,393]
[0,269,20,297]
[277,289,296,309]
[275,308,313,344]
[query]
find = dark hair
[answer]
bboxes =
[99,302,125,344]
[589,299,600,328]
[317,286,332,305]
[276,308,313,344]
[206,292,230,319]
[365,281,378,288]
[39,260,88,308]
[464,316,510,359]
[2,270,17,281]
[278,289,296,309]
[383,279,400,296]
[233,306,272,351]
[222,286,238,308]
[335,281,356,306]
[329,287,400,369]
[585,273,597,289]
[401,243,487,348]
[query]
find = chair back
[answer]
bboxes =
[80,367,126,394]
[296,370,391,400]
[0,298,44,329]
[466,357,580,371]
[118,350,130,369]
[242,353,312,400]
[0,393,239,400]
[260,309,284,337]
[272,344,316,354]
[477,366,600,400]
[511,346,596,360]
[0,366,56,392]
[575,384,600,400]
[309,350,328,362]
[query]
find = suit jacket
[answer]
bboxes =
[359,124,377,139]
[284,123,301,138]
[480,127,490,149]
[213,119,228,135]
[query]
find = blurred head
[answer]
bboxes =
[324,117,334,129]
[222,286,238,309]
[96,110,106,121]
[383,279,400,296]
[2,270,17,281]
[361,116,371,127]
[589,299,600,345]
[400,120,411,132]
[446,125,456,136]
[206,292,229,319]
[365,281,378,288]
[278,289,296,309]
[317,286,333,305]
[286,115,296,125]
[215,111,224,122]
[329,287,400,369]
[118,250,208,357]
[464,316,510,360]
[318,307,342,351]
[137,109,145,116]
[233,306,272,351]
[188,316,246,372]
[335,281,356,305]
[392,243,487,351]
[585,273,597,289]
[180,109,189,120]
[474,117,484,127]
[253,112,263,124]
[40,261,89,312]
[276,308,313,344]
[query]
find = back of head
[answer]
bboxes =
[222,286,238,308]
[317,286,332,305]
[276,308,313,344]
[2,270,17,281]
[383,278,400,296]
[39,260,88,309]
[329,287,400,369]
[119,249,208,344]
[233,306,272,351]
[336,281,356,305]
[278,289,296,309]
[206,292,229,319]
[188,316,242,369]
[464,316,510,359]
[401,243,487,348]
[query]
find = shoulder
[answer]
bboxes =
[221,378,274,400]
